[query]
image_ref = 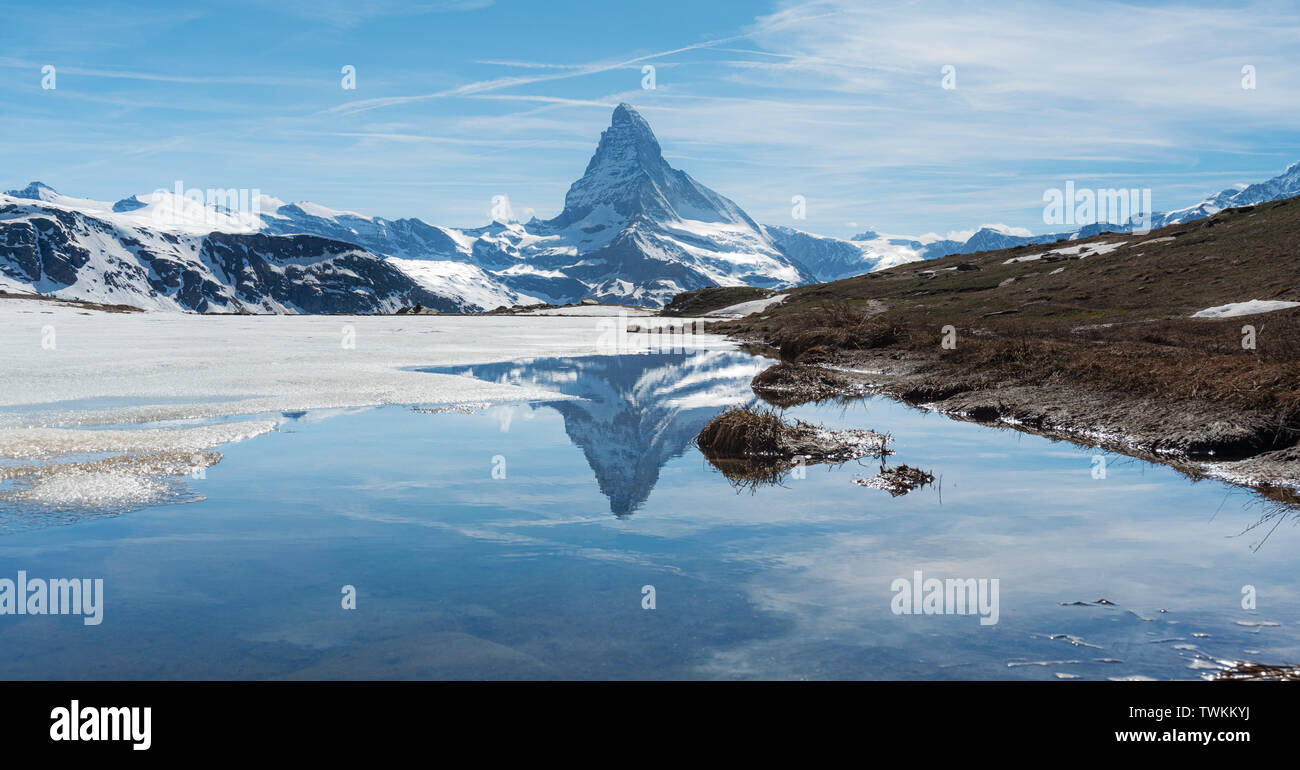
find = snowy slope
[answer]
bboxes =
[825,160,1300,267]
[385,257,539,311]
[6,182,265,235]
[1191,299,1300,319]
[0,194,469,313]
[0,106,830,309]
[766,225,924,282]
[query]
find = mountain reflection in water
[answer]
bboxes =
[423,350,767,517]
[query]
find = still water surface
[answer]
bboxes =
[0,349,1295,679]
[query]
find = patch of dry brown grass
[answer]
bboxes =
[930,317,1300,421]
[769,303,906,361]
[751,362,853,407]
[694,406,788,457]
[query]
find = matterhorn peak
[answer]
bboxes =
[547,103,757,233]
[607,103,660,148]
[579,103,665,181]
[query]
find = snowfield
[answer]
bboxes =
[384,257,540,310]
[0,298,734,509]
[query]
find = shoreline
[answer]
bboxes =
[683,200,1300,508]
[737,347,1300,505]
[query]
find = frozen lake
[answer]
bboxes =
[0,305,1296,679]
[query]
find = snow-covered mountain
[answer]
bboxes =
[824,160,1300,264]
[0,191,469,313]
[765,225,925,283]
[880,161,1300,258]
[235,104,942,295]
[0,104,919,312]
[513,104,817,305]
[402,103,824,306]
[5,104,1298,313]
[1151,160,1300,227]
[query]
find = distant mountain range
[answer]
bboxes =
[1148,160,1300,227]
[838,159,1300,263]
[3,103,1298,312]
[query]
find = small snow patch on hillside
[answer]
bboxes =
[708,294,788,317]
[1192,299,1300,319]
[1003,241,1125,264]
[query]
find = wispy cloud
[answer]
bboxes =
[271,0,494,27]
[324,34,747,115]
[475,60,595,70]
[0,58,317,86]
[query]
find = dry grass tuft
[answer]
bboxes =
[751,362,853,407]
[694,406,788,457]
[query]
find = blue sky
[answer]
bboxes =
[2,0,1298,239]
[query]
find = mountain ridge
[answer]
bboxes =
[4,104,1298,313]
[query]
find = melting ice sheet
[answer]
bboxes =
[0,421,274,524]
[0,300,733,420]
[0,301,736,516]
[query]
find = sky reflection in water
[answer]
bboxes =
[0,349,1295,680]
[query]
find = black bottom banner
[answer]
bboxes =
[0,680,1284,758]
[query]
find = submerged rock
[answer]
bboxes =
[854,464,935,496]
